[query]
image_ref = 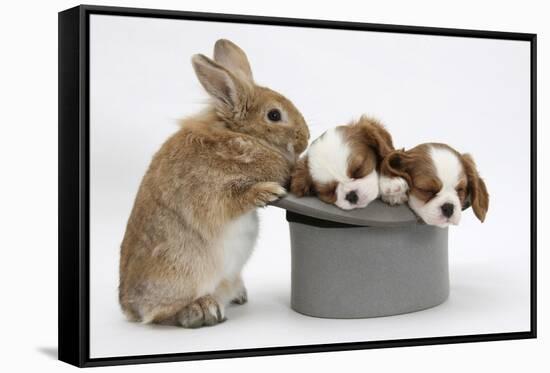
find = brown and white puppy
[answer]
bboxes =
[290,116,394,210]
[380,143,489,227]
[119,39,309,328]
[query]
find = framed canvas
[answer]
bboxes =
[58,4,537,367]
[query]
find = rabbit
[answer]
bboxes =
[119,39,310,328]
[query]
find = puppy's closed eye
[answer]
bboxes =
[350,166,365,179]
[316,182,338,204]
[415,187,437,201]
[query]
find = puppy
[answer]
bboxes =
[290,116,394,210]
[380,143,489,227]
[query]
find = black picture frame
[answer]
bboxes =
[58,4,537,368]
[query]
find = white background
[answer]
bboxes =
[0,0,548,372]
[89,13,531,358]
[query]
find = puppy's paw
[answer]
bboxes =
[379,176,409,205]
[252,182,286,207]
[178,295,225,328]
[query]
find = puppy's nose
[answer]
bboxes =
[345,190,359,204]
[441,203,455,218]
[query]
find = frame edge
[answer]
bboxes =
[529,33,537,338]
[58,5,86,368]
[79,3,536,40]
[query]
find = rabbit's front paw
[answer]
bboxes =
[231,286,248,305]
[379,176,409,205]
[252,182,286,207]
[178,295,225,328]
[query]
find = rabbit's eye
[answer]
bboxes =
[267,109,282,122]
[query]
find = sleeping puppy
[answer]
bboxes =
[290,116,394,210]
[379,143,489,227]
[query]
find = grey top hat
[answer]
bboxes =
[271,194,420,227]
[270,195,450,319]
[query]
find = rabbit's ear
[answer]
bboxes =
[213,39,254,82]
[191,54,250,111]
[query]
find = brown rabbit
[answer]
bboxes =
[119,39,309,328]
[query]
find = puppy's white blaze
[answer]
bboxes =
[308,128,351,184]
[430,146,461,191]
[430,146,463,223]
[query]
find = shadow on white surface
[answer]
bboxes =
[37,347,58,360]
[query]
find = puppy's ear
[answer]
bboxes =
[213,39,254,82]
[290,157,314,197]
[461,153,489,222]
[358,116,395,160]
[380,149,412,185]
[191,54,251,112]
